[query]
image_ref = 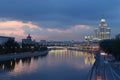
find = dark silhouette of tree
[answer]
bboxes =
[0,38,48,55]
[3,38,20,54]
[99,39,120,60]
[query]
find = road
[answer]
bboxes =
[89,51,120,80]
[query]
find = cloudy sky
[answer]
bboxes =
[0,0,120,41]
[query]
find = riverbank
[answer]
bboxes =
[0,51,48,61]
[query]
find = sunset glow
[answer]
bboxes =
[0,20,93,41]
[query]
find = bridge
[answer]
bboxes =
[47,44,99,52]
[41,40,99,51]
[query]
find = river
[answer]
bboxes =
[0,49,95,80]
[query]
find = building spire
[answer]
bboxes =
[27,34,31,40]
[99,16,107,27]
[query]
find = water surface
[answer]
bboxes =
[0,49,95,80]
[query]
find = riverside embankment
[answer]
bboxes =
[0,51,48,61]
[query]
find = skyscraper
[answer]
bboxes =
[94,17,111,40]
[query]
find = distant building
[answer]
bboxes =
[116,34,120,39]
[39,40,74,46]
[0,36,15,45]
[94,17,111,41]
[40,40,47,45]
[22,34,34,44]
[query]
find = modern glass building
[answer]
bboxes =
[94,17,111,40]
[0,36,15,45]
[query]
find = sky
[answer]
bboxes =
[0,0,120,41]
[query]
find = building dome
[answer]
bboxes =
[101,18,106,22]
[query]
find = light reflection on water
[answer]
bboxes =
[0,50,95,80]
[10,57,39,75]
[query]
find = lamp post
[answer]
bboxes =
[85,36,90,49]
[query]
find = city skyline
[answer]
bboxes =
[0,0,120,41]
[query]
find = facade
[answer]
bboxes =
[94,17,111,41]
[22,34,34,44]
[40,40,47,45]
[22,34,39,49]
[116,34,120,39]
[0,36,15,45]
[40,40,74,46]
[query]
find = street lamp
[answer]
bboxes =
[85,36,90,46]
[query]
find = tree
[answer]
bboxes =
[99,39,120,60]
[4,38,20,54]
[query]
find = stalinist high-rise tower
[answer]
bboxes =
[94,17,111,40]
